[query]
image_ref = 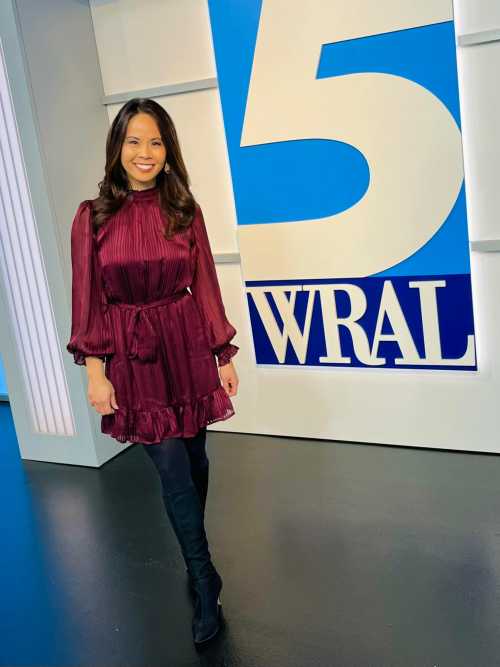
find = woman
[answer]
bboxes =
[66,98,239,645]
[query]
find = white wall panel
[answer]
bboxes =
[454,0,500,34]
[90,0,216,94]
[456,42,500,242]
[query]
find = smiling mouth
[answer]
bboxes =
[134,163,155,171]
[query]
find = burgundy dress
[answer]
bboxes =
[66,184,239,445]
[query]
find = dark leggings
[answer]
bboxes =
[142,426,209,494]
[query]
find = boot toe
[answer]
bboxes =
[191,572,223,644]
[192,606,222,644]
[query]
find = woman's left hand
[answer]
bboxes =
[219,360,239,397]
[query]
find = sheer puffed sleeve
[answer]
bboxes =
[190,204,239,367]
[66,200,115,366]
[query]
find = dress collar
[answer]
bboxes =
[126,184,159,201]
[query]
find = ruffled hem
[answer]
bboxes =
[69,351,108,366]
[101,384,235,445]
[66,341,111,366]
[216,343,239,367]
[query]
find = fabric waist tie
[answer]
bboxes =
[105,287,190,362]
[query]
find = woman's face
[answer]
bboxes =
[120,112,167,190]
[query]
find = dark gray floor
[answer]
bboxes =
[2,401,500,666]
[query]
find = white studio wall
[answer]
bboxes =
[0,0,127,464]
[87,0,500,453]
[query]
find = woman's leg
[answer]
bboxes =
[142,435,193,493]
[142,435,222,643]
[142,436,212,577]
[183,427,209,519]
[144,430,208,577]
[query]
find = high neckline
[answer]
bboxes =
[126,184,159,201]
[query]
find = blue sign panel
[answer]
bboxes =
[208,1,476,370]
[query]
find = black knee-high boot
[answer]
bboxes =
[162,480,222,644]
[185,427,209,520]
[186,461,209,597]
[192,462,209,519]
[186,462,209,591]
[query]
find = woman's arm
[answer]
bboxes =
[190,204,239,367]
[66,200,115,369]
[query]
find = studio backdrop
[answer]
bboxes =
[209,0,476,372]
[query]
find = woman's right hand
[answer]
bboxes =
[88,376,119,415]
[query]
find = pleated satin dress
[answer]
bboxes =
[66,184,239,444]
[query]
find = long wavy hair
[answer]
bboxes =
[91,98,196,238]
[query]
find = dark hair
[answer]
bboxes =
[91,97,196,238]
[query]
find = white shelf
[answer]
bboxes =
[470,240,500,252]
[457,28,500,47]
[102,77,218,105]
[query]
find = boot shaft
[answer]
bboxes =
[162,483,216,581]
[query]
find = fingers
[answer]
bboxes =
[90,395,118,414]
[218,367,239,397]
[88,379,119,415]
[94,403,115,415]
[223,378,238,397]
[110,391,119,410]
